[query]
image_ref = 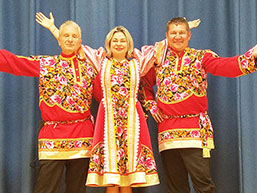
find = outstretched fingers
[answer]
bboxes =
[35,12,46,23]
[35,12,54,29]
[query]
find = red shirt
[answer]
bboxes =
[140,41,257,155]
[0,49,98,159]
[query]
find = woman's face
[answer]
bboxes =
[110,31,128,60]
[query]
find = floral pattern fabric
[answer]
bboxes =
[238,47,257,74]
[156,47,257,104]
[87,58,159,187]
[156,48,214,104]
[0,51,97,160]
[158,112,213,148]
[89,143,156,175]
[39,138,92,151]
[39,55,96,112]
[37,55,97,159]
[142,40,257,157]
[109,58,131,174]
[155,47,257,153]
[140,42,257,157]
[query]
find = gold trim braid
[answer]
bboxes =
[86,172,159,187]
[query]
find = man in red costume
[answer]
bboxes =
[140,17,257,193]
[0,20,97,193]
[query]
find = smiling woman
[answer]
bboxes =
[84,26,159,193]
[109,32,128,60]
[105,26,133,61]
[1,1,257,193]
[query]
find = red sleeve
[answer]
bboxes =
[92,72,102,103]
[140,67,156,100]
[0,49,40,77]
[202,49,257,78]
[139,67,158,112]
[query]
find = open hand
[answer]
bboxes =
[35,12,55,29]
[188,19,201,29]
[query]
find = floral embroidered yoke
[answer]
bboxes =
[0,50,97,160]
[140,39,257,158]
[156,48,210,103]
[86,57,159,187]
[39,55,95,112]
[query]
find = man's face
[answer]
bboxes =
[166,23,191,53]
[58,24,82,55]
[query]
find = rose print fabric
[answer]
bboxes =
[140,39,257,157]
[0,50,97,159]
[86,58,159,187]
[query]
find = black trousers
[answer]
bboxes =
[34,158,89,193]
[161,148,215,193]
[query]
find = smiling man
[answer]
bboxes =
[140,17,257,193]
[0,20,97,193]
[166,19,191,53]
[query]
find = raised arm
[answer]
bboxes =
[36,12,59,39]
[82,45,106,72]
[133,45,156,77]
[35,12,106,72]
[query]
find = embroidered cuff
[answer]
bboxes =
[238,47,257,74]
[144,100,158,115]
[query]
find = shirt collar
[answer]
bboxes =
[60,52,76,60]
[167,47,189,57]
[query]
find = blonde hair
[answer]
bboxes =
[105,26,134,58]
[59,20,82,38]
